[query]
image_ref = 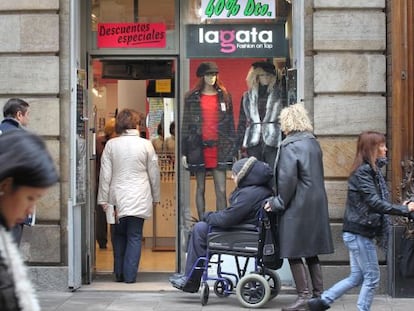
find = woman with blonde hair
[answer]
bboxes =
[237,60,285,169]
[264,103,334,311]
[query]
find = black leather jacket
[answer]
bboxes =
[343,162,410,238]
[181,87,236,171]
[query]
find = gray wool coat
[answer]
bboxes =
[268,131,334,258]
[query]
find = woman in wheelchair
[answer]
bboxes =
[169,156,273,292]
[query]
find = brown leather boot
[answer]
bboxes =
[308,261,324,298]
[282,260,310,311]
[281,293,309,311]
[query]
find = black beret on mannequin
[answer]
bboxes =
[196,62,219,77]
[252,61,276,75]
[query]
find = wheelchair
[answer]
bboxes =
[184,224,281,308]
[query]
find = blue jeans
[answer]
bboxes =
[321,232,380,311]
[185,221,208,276]
[112,216,144,283]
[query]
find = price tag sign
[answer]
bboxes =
[155,79,171,93]
[201,0,275,19]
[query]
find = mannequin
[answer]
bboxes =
[181,62,236,220]
[237,60,286,169]
[151,123,164,154]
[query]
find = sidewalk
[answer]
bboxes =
[38,290,414,311]
[38,276,414,311]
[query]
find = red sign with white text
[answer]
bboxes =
[97,23,166,48]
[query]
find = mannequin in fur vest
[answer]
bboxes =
[237,60,286,169]
[0,130,59,311]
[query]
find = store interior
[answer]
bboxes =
[92,58,177,273]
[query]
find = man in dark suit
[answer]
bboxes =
[0,98,31,245]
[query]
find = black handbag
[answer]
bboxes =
[399,221,414,278]
[258,211,283,270]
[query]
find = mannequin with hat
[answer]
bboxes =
[181,62,236,221]
[237,60,286,169]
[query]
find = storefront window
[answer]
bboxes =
[178,0,293,273]
[90,0,176,50]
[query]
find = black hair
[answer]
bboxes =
[0,130,59,188]
[3,98,30,118]
[169,121,175,136]
[157,123,164,136]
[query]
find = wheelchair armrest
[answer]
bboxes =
[211,224,257,232]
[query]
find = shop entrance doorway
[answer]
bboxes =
[90,57,177,277]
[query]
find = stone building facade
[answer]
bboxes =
[309,0,387,291]
[0,0,69,290]
[0,0,412,294]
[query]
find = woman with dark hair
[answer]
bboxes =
[95,117,117,249]
[98,108,160,283]
[181,62,236,220]
[165,121,175,155]
[308,131,414,311]
[0,130,59,311]
[151,123,164,154]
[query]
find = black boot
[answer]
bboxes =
[282,260,310,311]
[308,298,330,311]
[308,261,324,298]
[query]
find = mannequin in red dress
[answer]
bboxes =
[181,62,236,220]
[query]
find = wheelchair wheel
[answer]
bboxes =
[214,277,233,297]
[236,274,271,308]
[263,268,281,300]
[200,282,209,306]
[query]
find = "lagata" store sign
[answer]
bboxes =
[186,23,288,58]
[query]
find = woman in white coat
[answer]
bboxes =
[98,109,160,283]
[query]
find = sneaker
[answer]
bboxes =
[168,273,184,282]
[169,275,201,293]
[170,276,188,289]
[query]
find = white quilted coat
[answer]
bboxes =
[97,129,160,219]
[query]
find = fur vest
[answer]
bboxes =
[0,226,40,311]
[239,87,283,148]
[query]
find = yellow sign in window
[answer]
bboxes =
[156,79,171,93]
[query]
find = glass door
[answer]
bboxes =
[89,57,177,278]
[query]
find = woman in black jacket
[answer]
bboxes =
[0,130,59,310]
[308,131,414,311]
[265,103,334,311]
